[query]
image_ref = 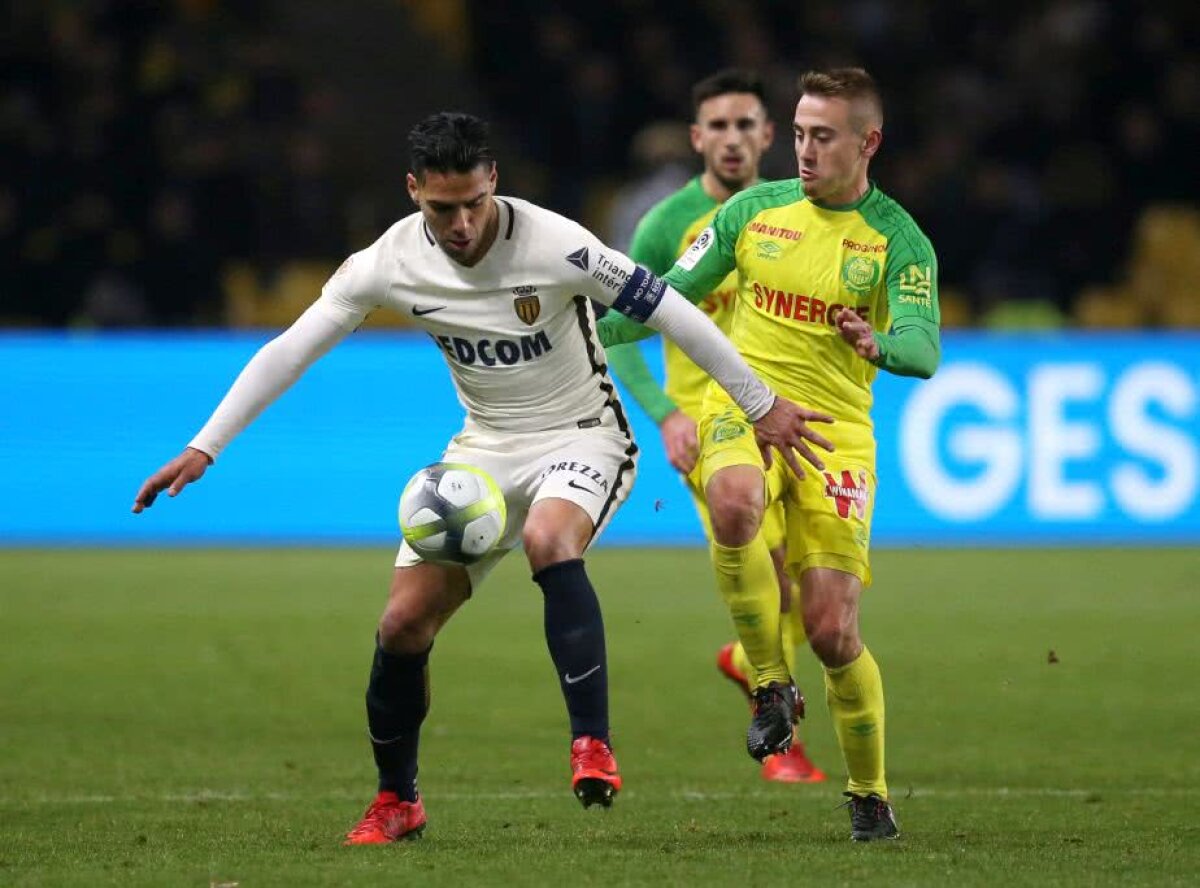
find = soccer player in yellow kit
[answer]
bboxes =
[599,68,940,840]
[606,69,825,784]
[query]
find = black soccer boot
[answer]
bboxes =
[746,681,799,762]
[843,792,900,841]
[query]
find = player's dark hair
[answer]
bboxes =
[691,68,767,117]
[408,112,496,177]
[798,67,883,130]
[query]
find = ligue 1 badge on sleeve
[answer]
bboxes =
[678,227,714,271]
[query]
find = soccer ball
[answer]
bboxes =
[398,463,507,565]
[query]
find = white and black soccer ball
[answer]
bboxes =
[398,463,507,565]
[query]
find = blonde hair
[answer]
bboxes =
[798,67,883,131]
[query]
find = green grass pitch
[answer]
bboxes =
[1,547,1197,886]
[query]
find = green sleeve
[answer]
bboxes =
[606,343,677,423]
[597,305,653,346]
[872,229,941,378]
[628,209,676,275]
[662,205,740,300]
[604,194,681,421]
[871,319,941,378]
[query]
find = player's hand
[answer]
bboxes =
[132,447,213,513]
[659,409,699,474]
[835,308,879,361]
[752,397,834,479]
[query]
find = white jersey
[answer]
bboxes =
[186,196,773,461]
[317,197,639,434]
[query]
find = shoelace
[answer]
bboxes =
[346,800,400,838]
[572,740,613,769]
[839,793,885,828]
[752,685,790,714]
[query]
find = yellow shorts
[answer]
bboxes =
[696,404,875,586]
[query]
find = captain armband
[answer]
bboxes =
[611,266,668,323]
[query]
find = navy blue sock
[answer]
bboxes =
[533,558,609,742]
[365,636,430,802]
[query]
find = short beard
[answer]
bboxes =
[713,169,752,194]
[801,179,825,198]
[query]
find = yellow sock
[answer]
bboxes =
[731,620,795,694]
[731,639,755,687]
[732,581,804,689]
[780,604,797,683]
[784,576,808,680]
[711,536,788,687]
[824,646,887,798]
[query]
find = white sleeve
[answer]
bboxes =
[641,285,776,421]
[556,224,776,421]
[187,305,350,459]
[310,248,381,330]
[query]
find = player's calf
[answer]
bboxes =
[800,569,864,668]
[535,558,611,746]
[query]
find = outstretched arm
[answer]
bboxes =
[132,306,349,512]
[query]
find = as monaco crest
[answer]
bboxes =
[512,286,540,325]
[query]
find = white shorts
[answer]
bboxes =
[395,412,638,589]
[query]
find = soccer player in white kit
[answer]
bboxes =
[132,113,834,844]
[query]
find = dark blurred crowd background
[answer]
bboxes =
[2,0,1198,330]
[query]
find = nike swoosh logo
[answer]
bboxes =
[564,664,601,684]
[567,479,599,496]
[412,305,445,316]
[367,730,406,745]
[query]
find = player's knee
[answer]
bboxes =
[522,520,582,572]
[378,601,438,654]
[707,474,764,547]
[804,607,860,667]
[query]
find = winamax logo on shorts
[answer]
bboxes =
[824,470,869,519]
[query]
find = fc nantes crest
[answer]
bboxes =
[512,286,540,325]
[841,255,881,294]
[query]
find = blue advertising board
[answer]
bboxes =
[0,331,1196,546]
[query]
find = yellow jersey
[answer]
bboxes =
[663,179,940,432]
